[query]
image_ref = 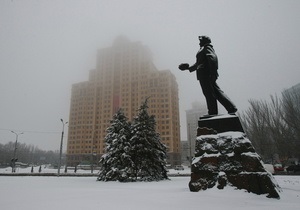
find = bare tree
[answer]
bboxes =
[282,88,300,158]
[241,88,300,163]
[241,99,275,161]
[0,142,60,166]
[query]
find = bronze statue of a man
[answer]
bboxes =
[179,36,237,116]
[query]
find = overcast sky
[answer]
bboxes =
[1,0,299,151]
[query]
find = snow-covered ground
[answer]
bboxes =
[0,165,191,176]
[0,167,299,210]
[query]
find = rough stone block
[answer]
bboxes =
[189,131,281,199]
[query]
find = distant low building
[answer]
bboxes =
[185,102,206,161]
[180,140,190,166]
[284,82,300,95]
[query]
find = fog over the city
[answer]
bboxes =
[1,0,299,151]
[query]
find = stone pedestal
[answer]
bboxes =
[189,114,281,199]
[198,114,244,134]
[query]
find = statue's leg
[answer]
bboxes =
[199,79,218,115]
[212,81,237,113]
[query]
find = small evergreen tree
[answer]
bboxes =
[130,99,168,181]
[98,108,133,181]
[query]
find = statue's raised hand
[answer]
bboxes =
[178,63,189,71]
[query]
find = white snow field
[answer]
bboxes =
[0,174,299,210]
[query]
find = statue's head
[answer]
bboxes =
[198,36,211,47]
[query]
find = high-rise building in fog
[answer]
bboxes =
[66,37,181,166]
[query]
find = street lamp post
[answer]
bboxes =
[188,123,192,167]
[91,146,96,174]
[58,119,68,176]
[11,131,24,173]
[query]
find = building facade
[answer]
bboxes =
[284,82,300,95]
[180,140,190,166]
[185,102,206,163]
[66,37,181,166]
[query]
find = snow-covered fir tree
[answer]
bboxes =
[98,108,133,182]
[130,99,168,181]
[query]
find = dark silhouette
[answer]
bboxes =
[179,36,237,116]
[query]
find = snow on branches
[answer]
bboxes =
[98,99,168,182]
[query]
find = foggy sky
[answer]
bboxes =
[1,0,300,151]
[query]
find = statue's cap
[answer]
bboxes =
[198,36,211,43]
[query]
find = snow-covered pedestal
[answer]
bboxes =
[190,115,281,199]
